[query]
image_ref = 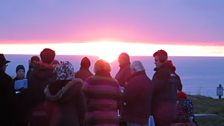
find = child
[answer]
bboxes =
[174,91,198,126]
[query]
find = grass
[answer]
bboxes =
[188,95,224,126]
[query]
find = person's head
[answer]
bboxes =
[30,56,40,64]
[94,59,111,74]
[40,48,55,64]
[153,49,168,68]
[16,65,25,79]
[118,52,130,67]
[0,53,10,71]
[130,60,145,74]
[80,57,91,69]
[54,61,74,80]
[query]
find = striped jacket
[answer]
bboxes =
[83,75,122,126]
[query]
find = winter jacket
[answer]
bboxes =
[83,73,122,126]
[152,63,178,126]
[44,79,86,126]
[0,69,15,126]
[115,64,131,87]
[28,62,56,108]
[123,71,152,124]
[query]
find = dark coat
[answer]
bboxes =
[28,62,56,108]
[152,63,179,126]
[75,68,93,81]
[115,64,131,87]
[123,71,152,124]
[44,79,86,126]
[0,69,15,126]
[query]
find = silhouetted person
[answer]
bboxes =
[0,53,15,126]
[75,57,93,81]
[28,48,57,126]
[123,61,152,126]
[115,52,132,87]
[152,49,179,126]
[13,65,29,126]
[83,59,122,126]
[44,61,86,126]
[26,56,40,80]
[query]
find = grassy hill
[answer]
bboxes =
[188,95,224,126]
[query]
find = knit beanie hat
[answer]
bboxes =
[177,91,187,99]
[54,61,74,80]
[40,48,55,64]
[16,65,25,72]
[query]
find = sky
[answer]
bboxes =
[0,0,224,57]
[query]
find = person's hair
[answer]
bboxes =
[131,60,145,72]
[153,49,168,63]
[80,57,91,68]
[94,59,111,73]
[40,48,55,64]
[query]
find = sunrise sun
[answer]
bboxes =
[1,41,224,63]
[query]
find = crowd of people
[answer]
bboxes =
[0,48,198,126]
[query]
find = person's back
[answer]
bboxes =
[123,61,152,126]
[83,60,121,126]
[75,57,93,81]
[28,48,56,104]
[44,61,86,126]
[28,48,57,126]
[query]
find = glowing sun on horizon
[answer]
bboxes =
[1,41,224,63]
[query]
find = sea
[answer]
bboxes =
[4,54,224,99]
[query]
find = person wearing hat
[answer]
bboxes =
[0,53,15,126]
[75,57,93,81]
[13,64,30,126]
[174,91,198,126]
[44,61,86,126]
[14,65,26,80]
